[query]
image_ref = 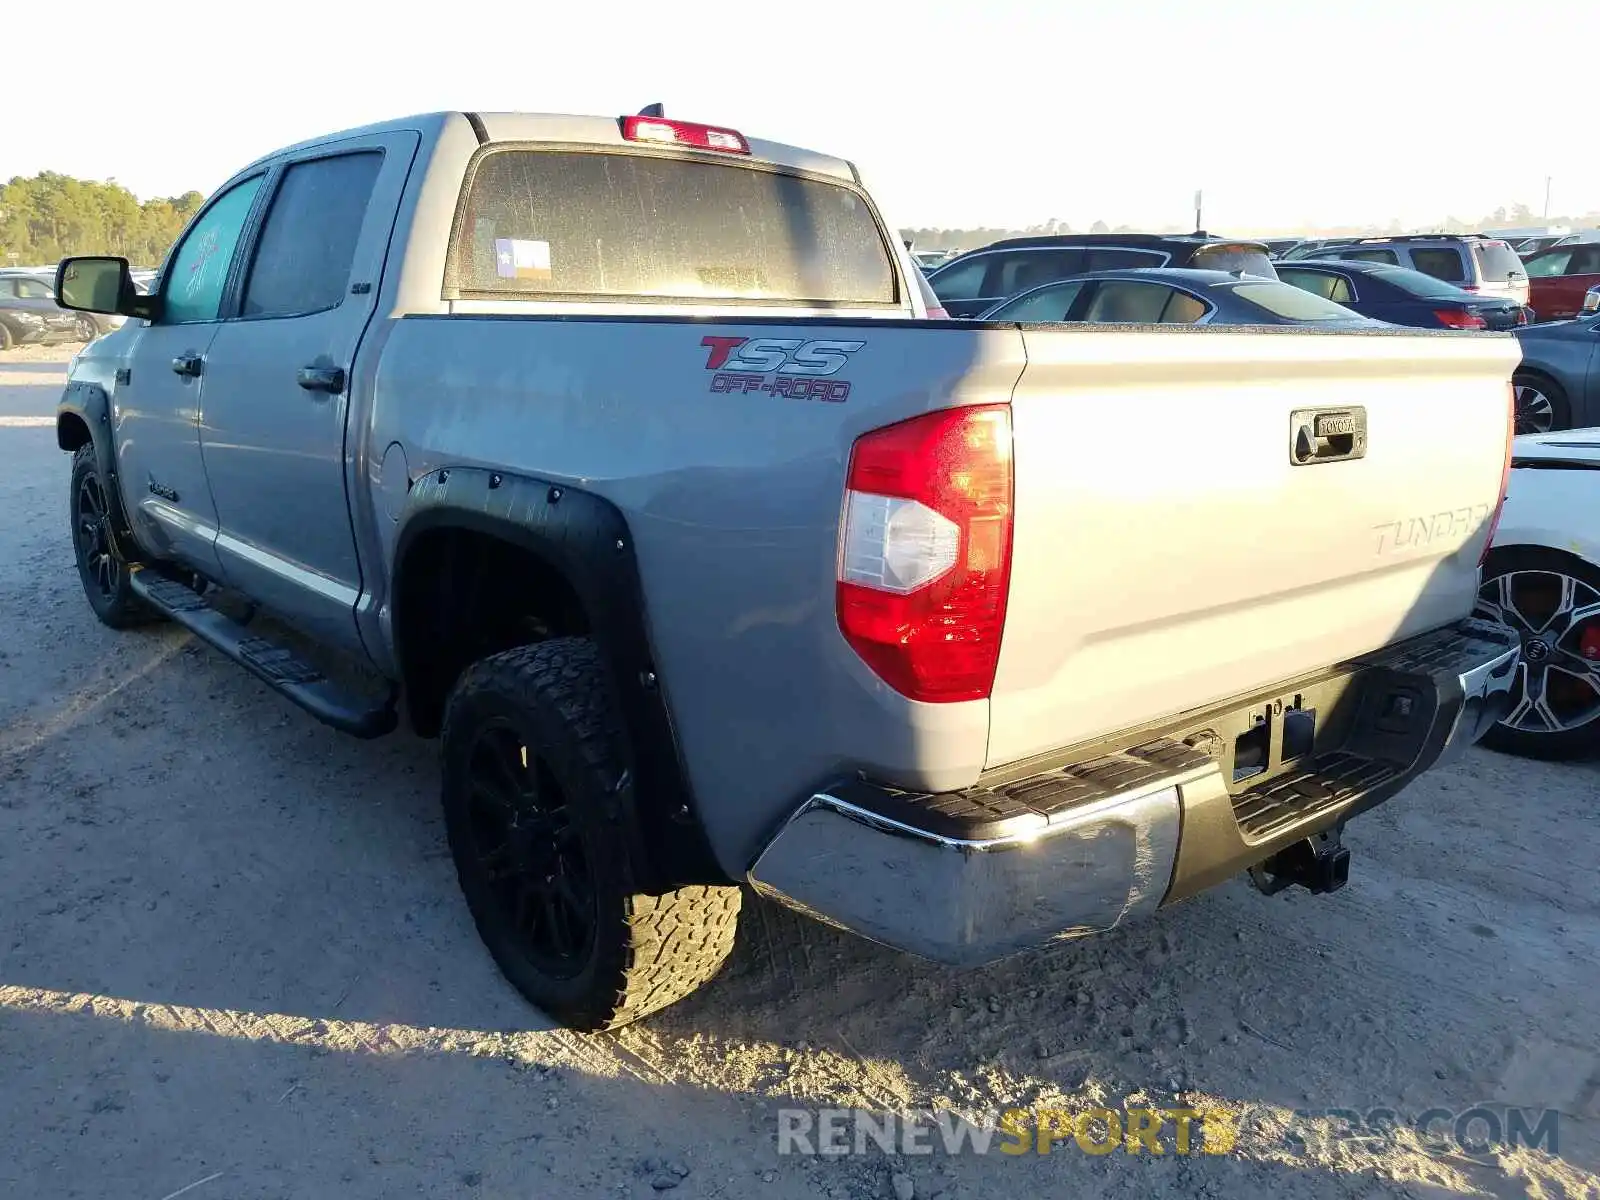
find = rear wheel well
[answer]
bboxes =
[395,527,590,737]
[57,412,92,452]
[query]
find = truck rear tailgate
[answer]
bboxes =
[986,326,1517,770]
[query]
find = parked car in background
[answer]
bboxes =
[1276,260,1528,331]
[1278,238,1358,261]
[1304,235,1529,307]
[0,272,102,350]
[1509,309,1600,433]
[1512,235,1568,259]
[1261,238,1302,259]
[975,267,1375,327]
[1522,243,1600,322]
[927,233,1277,317]
[1477,429,1600,759]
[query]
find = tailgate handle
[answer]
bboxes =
[1291,406,1367,465]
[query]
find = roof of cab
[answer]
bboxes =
[239,111,857,184]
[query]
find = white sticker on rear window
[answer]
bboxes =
[494,238,551,281]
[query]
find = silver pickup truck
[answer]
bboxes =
[53,109,1521,1030]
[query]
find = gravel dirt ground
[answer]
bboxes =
[1,346,1597,1200]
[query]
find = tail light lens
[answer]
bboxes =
[1435,309,1487,329]
[1479,383,1515,567]
[836,405,1014,702]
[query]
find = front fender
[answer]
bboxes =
[58,380,141,560]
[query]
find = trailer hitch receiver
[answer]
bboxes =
[1248,829,1350,896]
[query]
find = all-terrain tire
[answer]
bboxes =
[441,637,741,1030]
[69,445,156,629]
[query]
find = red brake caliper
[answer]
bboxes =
[1580,624,1600,662]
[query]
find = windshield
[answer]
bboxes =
[1365,265,1472,300]
[1190,244,1278,279]
[1229,281,1363,321]
[1472,241,1526,282]
[451,150,898,304]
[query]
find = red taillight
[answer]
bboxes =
[1479,383,1515,567]
[619,116,750,154]
[1435,309,1487,329]
[836,405,1014,702]
[926,305,950,319]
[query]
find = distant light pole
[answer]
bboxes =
[1194,189,1203,233]
[1543,176,1552,221]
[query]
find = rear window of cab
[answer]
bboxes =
[447,148,899,306]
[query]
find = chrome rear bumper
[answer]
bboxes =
[748,619,1519,966]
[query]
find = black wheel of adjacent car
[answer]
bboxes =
[73,315,99,343]
[0,323,14,352]
[69,445,154,629]
[1474,547,1600,760]
[1511,372,1570,435]
[441,637,741,1030]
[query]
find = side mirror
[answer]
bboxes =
[55,256,157,321]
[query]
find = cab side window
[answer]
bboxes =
[161,176,265,324]
[240,152,383,319]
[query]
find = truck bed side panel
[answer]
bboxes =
[370,316,1024,873]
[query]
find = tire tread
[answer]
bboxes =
[442,638,740,1030]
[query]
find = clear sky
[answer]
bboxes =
[10,0,1595,233]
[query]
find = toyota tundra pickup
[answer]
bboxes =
[52,109,1521,1030]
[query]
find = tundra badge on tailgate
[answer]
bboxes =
[701,336,864,403]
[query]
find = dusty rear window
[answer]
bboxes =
[450,149,897,305]
[1472,240,1527,283]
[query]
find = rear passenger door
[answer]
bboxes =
[199,131,419,653]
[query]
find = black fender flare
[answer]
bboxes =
[58,380,141,561]
[392,467,725,889]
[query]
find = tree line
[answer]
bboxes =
[0,173,204,268]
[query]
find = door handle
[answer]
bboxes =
[297,365,346,394]
[171,353,203,378]
[1290,406,1367,465]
